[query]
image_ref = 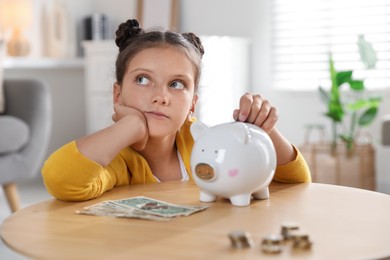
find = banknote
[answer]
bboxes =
[111,196,208,217]
[76,196,208,221]
[76,201,171,221]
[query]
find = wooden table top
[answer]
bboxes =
[1,181,390,259]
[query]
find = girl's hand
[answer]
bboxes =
[112,104,149,151]
[233,93,279,133]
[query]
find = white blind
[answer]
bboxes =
[271,0,390,90]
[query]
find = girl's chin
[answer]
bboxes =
[147,126,179,139]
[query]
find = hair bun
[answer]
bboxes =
[182,32,204,57]
[115,19,144,50]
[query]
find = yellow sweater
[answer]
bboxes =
[42,120,311,201]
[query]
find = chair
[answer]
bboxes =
[0,79,52,212]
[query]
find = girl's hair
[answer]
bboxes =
[115,19,204,93]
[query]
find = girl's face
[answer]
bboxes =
[114,46,197,138]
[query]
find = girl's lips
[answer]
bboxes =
[145,111,169,119]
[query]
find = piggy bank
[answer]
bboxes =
[190,121,276,206]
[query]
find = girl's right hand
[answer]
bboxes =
[112,104,149,151]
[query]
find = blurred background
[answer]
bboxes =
[0,0,389,257]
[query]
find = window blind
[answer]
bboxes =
[271,0,390,90]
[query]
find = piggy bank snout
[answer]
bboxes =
[195,163,215,181]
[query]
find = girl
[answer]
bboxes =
[42,19,311,201]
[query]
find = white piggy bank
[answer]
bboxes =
[190,121,277,206]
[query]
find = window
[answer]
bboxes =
[271,0,390,90]
[196,36,250,126]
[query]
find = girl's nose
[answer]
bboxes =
[152,87,169,105]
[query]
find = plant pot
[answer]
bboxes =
[300,126,375,190]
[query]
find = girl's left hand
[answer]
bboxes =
[233,93,279,133]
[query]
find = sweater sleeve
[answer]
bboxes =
[41,141,130,201]
[273,145,312,183]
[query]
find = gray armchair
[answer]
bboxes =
[0,79,52,212]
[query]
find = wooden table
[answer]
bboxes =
[2,182,390,259]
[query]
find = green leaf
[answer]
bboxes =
[328,56,343,108]
[348,80,365,91]
[326,103,344,122]
[340,134,353,143]
[329,56,338,94]
[347,97,382,111]
[358,107,378,126]
[347,99,369,111]
[358,35,377,69]
[367,96,383,105]
[318,86,329,104]
[335,71,353,87]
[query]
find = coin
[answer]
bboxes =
[228,230,254,249]
[290,230,312,250]
[261,234,283,254]
[281,222,300,240]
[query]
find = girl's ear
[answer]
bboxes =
[190,94,198,114]
[187,95,198,120]
[113,83,122,105]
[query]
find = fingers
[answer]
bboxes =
[233,109,239,121]
[112,103,149,151]
[237,93,253,121]
[112,104,143,123]
[247,94,265,123]
[234,93,278,132]
[259,107,278,132]
[112,104,123,122]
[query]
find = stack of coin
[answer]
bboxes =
[228,222,312,254]
[290,231,312,249]
[281,222,300,240]
[261,234,283,254]
[228,230,254,249]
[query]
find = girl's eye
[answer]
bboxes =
[136,76,150,86]
[170,80,185,89]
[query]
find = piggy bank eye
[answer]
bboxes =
[201,149,205,152]
[214,150,218,154]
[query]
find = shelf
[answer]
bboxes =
[4,57,85,70]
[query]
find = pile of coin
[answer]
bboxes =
[228,230,255,249]
[281,221,300,240]
[288,230,312,250]
[280,222,312,249]
[261,234,284,254]
[228,222,313,254]
[262,222,313,254]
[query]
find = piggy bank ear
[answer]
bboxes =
[230,122,249,144]
[190,121,209,141]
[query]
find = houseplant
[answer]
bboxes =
[300,37,380,190]
[318,37,381,154]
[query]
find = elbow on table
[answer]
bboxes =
[41,165,102,202]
